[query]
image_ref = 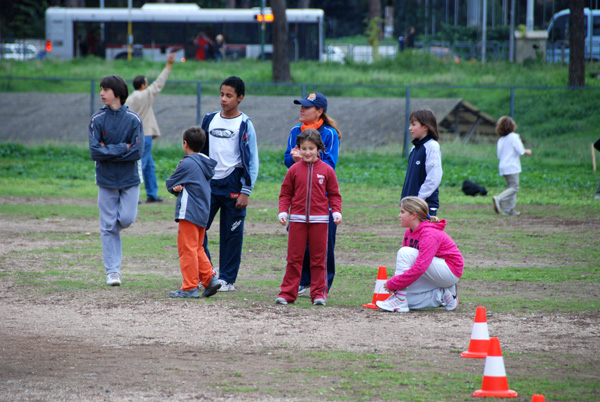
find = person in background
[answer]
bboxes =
[126,53,175,203]
[401,109,443,216]
[284,92,342,296]
[214,34,225,62]
[194,32,213,61]
[88,75,144,286]
[492,116,532,216]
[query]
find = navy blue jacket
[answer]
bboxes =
[401,135,443,211]
[201,111,259,196]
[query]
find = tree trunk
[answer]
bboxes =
[240,0,251,8]
[368,0,382,39]
[568,0,585,87]
[297,0,311,8]
[226,0,236,8]
[271,0,292,83]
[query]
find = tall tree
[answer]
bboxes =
[368,0,382,39]
[568,0,585,87]
[271,0,291,83]
[297,0,311,7]
[226,0,236,8]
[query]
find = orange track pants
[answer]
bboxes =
[178,219,213,291]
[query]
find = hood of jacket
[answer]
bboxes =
[186,152,217,180]
[410,219,447,235]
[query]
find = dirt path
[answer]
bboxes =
[0,198,599,401]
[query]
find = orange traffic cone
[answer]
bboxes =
[362,266,389,309]
[473,337,518,398]
[462,306,490,358]
[531,395,545,402]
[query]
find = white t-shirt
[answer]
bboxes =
[497,132,526,176]
[208,113,243,180]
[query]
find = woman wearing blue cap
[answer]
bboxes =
[283,92,342,296]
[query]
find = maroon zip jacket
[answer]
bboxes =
[279,158,342,223]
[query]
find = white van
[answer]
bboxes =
[0,43,39,60]
[547,8,600,62]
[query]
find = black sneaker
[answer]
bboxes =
[202,276,222,298]
[147,196,163,203]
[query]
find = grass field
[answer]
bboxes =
[1,55,599,400]
[0,138,599,401]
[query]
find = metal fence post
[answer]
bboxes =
[301,83,306,98]
[404,86,411,157]
[90,79,95,116]
[196,81,202,125]
[510,87,515,118]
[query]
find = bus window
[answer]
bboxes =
[549,15,569,42]
[594,16,600,36]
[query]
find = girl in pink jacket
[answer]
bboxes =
[276,129,342,306]
[377,196,463,313]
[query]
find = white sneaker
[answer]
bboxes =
[376,292,409,312]
[106,273,121,286]
[217,280,236,292]
[275,297,288,305]
[442,284,458,311]
[313,298,326,306]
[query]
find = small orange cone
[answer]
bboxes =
[531,395,545,402]
[462,306,490,358]
[473,337,518,398]
[362,266,389,309]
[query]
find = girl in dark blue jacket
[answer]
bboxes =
[401,109,443,216]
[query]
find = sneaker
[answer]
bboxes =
[169,288,200,298]
[106,273,121,286]
[492,197,500,214]
[146,196,163,203]
[502,209,520,216]
[442,284,458,311]
[201,276,222,298]
[376,291,409,312]
[313,298,326,306]
[217,280,236,292]
[298,285,309,296]
[275,297,288,305]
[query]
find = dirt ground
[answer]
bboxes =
[0,197,599,402]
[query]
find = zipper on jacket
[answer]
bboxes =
[305,162,313,222]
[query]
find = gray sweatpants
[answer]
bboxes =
[496,173,520,212]
[395,247,459,309]
[98,185,139,275]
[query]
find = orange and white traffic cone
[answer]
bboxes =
[531,395,545,402]
[362,266,389,309]
[473,337,518,398]
[462,306,490,358]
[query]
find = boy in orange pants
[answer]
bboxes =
[166,126,221,298]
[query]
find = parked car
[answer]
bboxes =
[0,43,39,60]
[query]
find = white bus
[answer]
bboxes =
[45,3,324,62]
[547,8,600,62]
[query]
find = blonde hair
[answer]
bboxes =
[400,196,441,223]
[496,116,517,137]
[322,112,342,140]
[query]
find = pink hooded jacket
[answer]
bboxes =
[386,219,464,291]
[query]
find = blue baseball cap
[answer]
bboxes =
[293,92,327,113]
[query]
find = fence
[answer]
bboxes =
[1,76,598,156]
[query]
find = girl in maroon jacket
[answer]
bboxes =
[276,129,342,306]
[377,196,463,313]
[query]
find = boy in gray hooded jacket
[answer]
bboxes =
[166,126,221,298]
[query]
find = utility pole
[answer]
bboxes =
[260,0,266,61]
[127,0,132,60]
